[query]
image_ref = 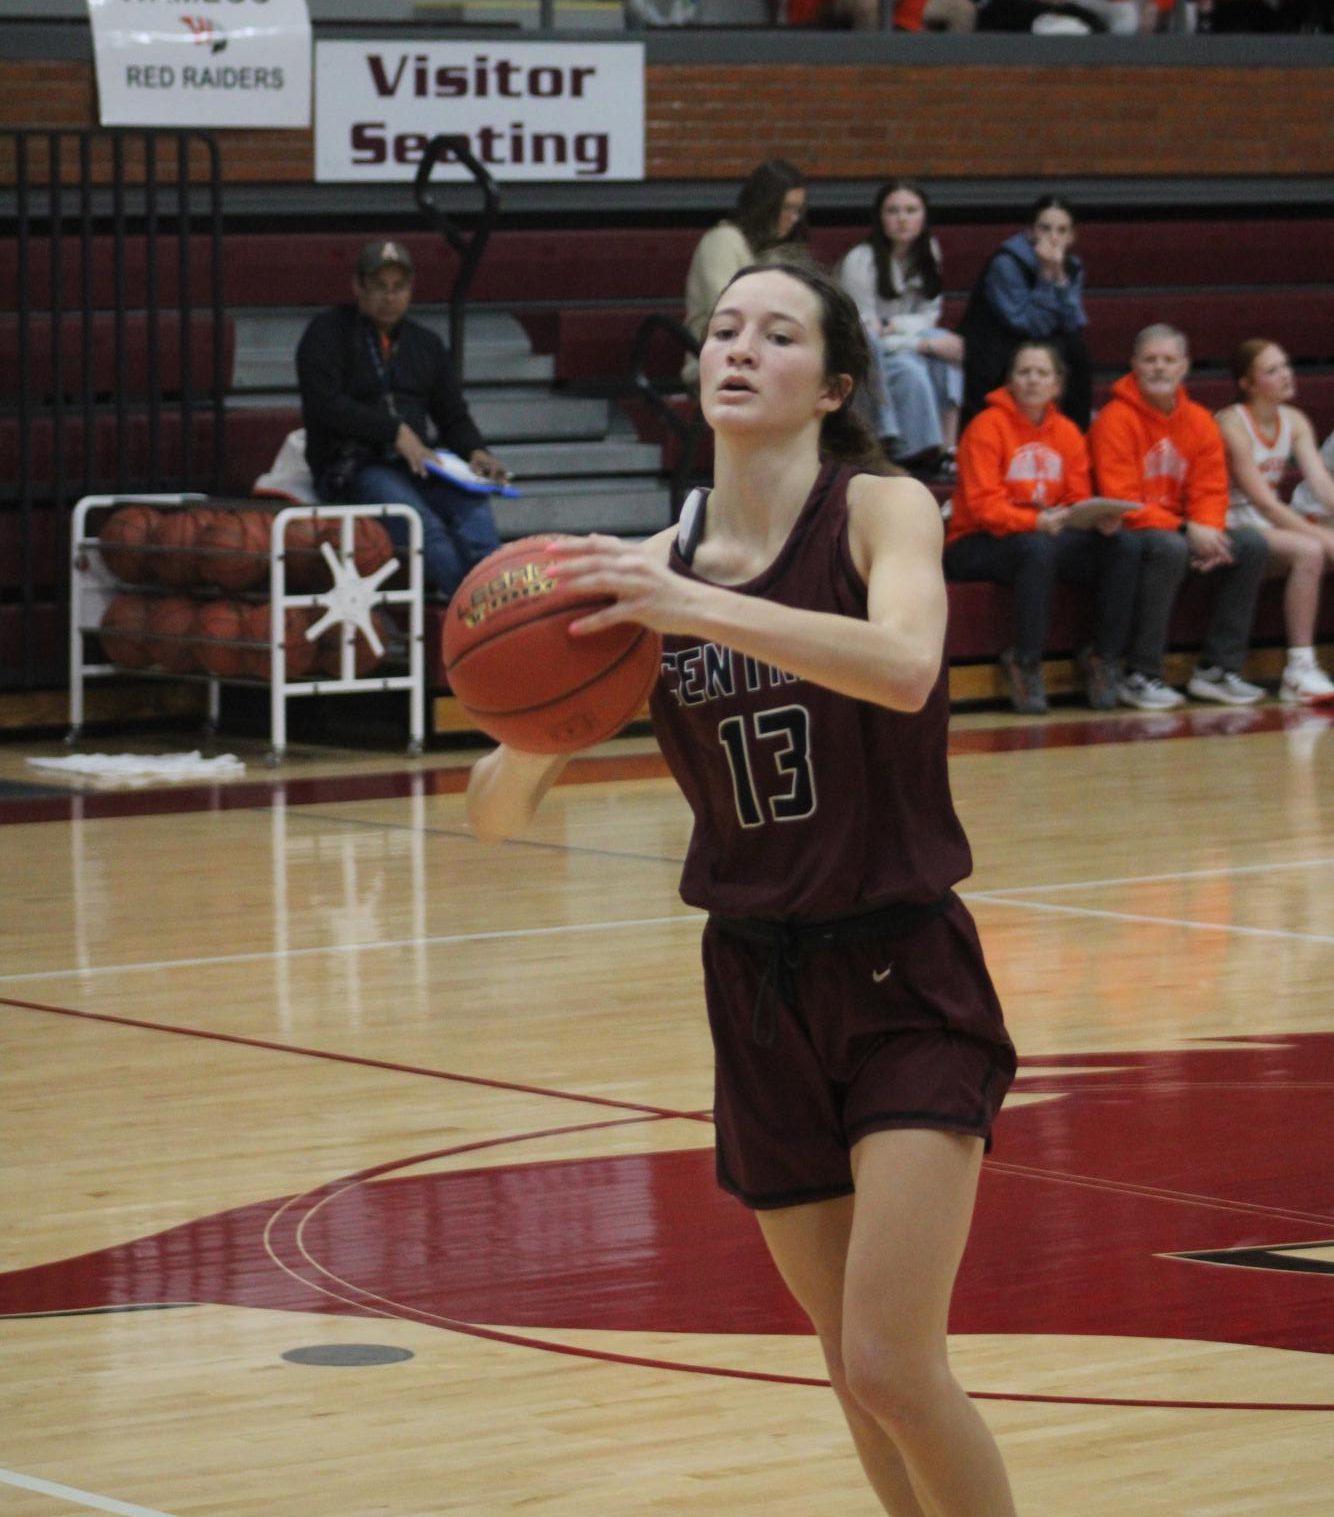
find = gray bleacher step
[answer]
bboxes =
[468,388,612,444]
[497,476,673,539]
[230,309,554,391]
[501,438,663,478]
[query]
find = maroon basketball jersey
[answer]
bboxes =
[650,463,972,919]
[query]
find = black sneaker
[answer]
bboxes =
[1000,648,1048,715]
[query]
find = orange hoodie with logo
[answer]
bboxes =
[946,385,1091,544]
[1087,373,1228,533]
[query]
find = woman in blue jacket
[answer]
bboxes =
[959,195,1092,430]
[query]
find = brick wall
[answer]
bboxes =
[2,59,1330,184]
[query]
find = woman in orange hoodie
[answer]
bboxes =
[945,342,1142,713]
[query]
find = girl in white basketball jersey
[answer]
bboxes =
[1216,340,1334,704]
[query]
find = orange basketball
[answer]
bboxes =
[441,536,661,754]
[99,592,151,667]
[149,509,201,588]
[198,510,268,592]
[318,515,396,580]
[239,601,318,681]
[98,504,161,584]
[317,609,395,678]
[195,597,249,678]
[145,595,199,672]
[283,515,327,591]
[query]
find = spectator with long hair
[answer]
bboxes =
[1215,339,1334,704]
[946,342,1141,713]
[959,195,1093,430]
[839,179,965,474]
[682,159,809,385]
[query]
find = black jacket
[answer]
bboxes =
[296,304,485,487]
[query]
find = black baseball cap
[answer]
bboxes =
[355,240,414,280]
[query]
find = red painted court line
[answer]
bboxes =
[0,706,1309,827]
[0,991,712,1126]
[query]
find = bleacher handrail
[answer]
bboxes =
[629,312,704,518]
[413,133,499,383]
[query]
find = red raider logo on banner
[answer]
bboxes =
[181,17,228,54]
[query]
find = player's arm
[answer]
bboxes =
[466,747,569,842]
[1291,410,1334,516]
[552,478,946,713]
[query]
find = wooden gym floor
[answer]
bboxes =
[1,700,1331,1517]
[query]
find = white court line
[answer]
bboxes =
[968,891,1334,945]
[979,855,1334,897]
[0,1468,179,1517]
[0,912,705,986]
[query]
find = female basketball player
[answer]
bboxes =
[466,263,1020,1517]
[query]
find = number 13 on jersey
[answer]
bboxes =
[717,704,817,828]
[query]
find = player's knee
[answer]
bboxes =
[841,1338,947,1435]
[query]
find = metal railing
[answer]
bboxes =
[2,127,225,690]
[413,133,500,382]
[629,312,706,517]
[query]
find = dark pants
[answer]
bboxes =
[944,527,1144,664]
[323,460,501,599]
[1127,526,1269,677]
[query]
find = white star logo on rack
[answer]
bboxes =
[304,540,398,660]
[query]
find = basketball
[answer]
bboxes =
[98,504,161,584]
[195,598,249,678]
[284,514,327,591]
[441,536,662,754]
[145,595,199,672]
[198,510,268,592]
[317,609,395,678]
[149,509,202,588]
[99,592,151,666]
[318,515,396,579]
[240,601,318,681]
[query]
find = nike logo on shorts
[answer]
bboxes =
[872,963,894,983]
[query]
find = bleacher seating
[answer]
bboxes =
[7,212,1332,717]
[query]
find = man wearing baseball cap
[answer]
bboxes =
[296,238,511,597]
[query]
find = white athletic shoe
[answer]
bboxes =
[1187,666,1266,706]
[1280,663,1334,706]
[1117,671,1186,711]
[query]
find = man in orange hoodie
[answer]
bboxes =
[1089,325,1268,710]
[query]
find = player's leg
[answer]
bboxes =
[1262,526,1323,648]
[756,1197,937,1517]
[842,1127,1018,1517]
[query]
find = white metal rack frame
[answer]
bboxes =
[69,495,426,763]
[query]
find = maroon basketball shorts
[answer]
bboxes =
[701,892,1017,1210]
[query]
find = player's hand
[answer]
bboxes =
[1036,507,1070,535]
[545,534,704,637]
